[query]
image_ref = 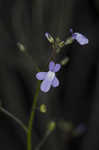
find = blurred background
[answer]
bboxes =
[0,0,99,150]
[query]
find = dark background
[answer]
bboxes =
[0,0,99,150]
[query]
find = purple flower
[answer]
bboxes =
[36,61,61,93]
[70,28,88,45]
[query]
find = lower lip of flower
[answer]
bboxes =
[46,71,55,81]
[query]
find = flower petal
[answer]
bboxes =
[72,33,88,45]
[49,61,55,71]
[36,72,47,80]
[40,79,52,92]
[52,76,59,87]
[54,64,61,72]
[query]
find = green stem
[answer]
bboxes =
[0,106,28,133]
[35,131,51,150]
[27,81,40,150]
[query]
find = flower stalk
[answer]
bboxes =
[27,80,40,150]
[0,106,28,133]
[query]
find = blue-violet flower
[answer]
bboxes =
[36,61,61,93]
[70,28,88,45]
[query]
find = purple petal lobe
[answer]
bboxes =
[45,32,49,39]
[72,33,88,45]
[40,79,52,93]
[36,72,47,80]
[49,61,55,71]
[52,76,59,87]
[54,64,61,72]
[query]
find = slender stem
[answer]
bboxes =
[27,80,40,150]
[0,106,28,133]
[49,45,56,61]
[35,131,51,150]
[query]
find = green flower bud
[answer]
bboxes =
[17,42,26,52]
[45,33,54,44]
[58,41,65,48]
[56,37,65,48]
[64,37,74,45]
[47,121,56,132]
[40,104,47,113]
[60,57,70,66]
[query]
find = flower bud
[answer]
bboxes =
[64,37,74,45]
[58,41,65,48]
[47,121,56,132]
[45,32,54,44]
[40,104,47,113]
[60,57,70,66]
[17,42,26,52]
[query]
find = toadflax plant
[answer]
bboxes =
[0,28,88,150]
